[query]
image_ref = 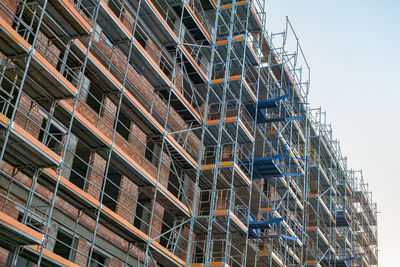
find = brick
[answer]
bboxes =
[115,175,138,223]
[179,225,195,261]
[107,257,122,267]
[149,201,164,240]
[0,247,9,266]
[76,101,100,127]
[128,123,146,153]
[114,120,147,168]
[145,39,161,64]
[14,94,44,140]
[120,6,135,34]
[35,31,61,68]
[0,188,23,219]
[159,151,171,187]
[99,97,117,139]
[74,238,90,266]
[1,0,19,25]
[0,150,148,265]
[61,133,78,179]
[186,179,200,216]
[86,153,106,200]
[174,69,184,93]
[87,26,201,160]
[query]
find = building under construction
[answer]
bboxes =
[0,0,378,266]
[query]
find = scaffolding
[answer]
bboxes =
[306,108,378,267]
[0,0,378,266]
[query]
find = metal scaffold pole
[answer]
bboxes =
[0,0,378,266]
[37,1,102,265]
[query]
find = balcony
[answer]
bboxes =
[0,211,43,247]
[239,139,303,179]
[23,245,80,267]
[198,189,249,234]
[92,0,204,123]
[273,178,304,211]
[191,239,244,267]
[36,0,92,37]
[69,40,200,168]
[0,16,78,100]
[125,0,211,85]
[215,35,260,67]
[50,101,193,218]
[205,100,255,143]
[129,0,178,45]
[40,168,187,266]
[219,0,263,33]
[171,0,213,44]
[0,88,67,168]
[201,145,251,188]
[209,75,256,104]
[308,193,336,226]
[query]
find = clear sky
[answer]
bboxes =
[266,1,400,265]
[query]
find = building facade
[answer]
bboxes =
[0,0,377,266]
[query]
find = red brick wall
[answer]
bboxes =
[3,0,202,161]
[268,184,275,201]
[149,201,164,240]
[0,93,191,267]
[180,225,195,261]
[159,151,171,187]
[254,179,263,193]
[99,97,117,139]
[187,132,201,155]
[0,180,20,265]
[114,120,146,166]
[0,161,188,266]
[2,0,62,68]
[107,257,122,267]
[120,7,135,34]
[142,160,158,180]
[89,25,201,158]
[127,66,155,102]
[73,96,171,190]
[14,94,44,140]
[128,123,146,153]
[0,162,151,265]
[74,238,90,266]
[1,0,18,25]
[0,189,20,219]
[35,31,61,68]
[145,39,161,63]
[115,175,138,223]
[86,152,106,200]
[0,3,199,264]
[187,179,200,216]
[0,247,9,266]
[174,68,184,92]
[75,101,100,128]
